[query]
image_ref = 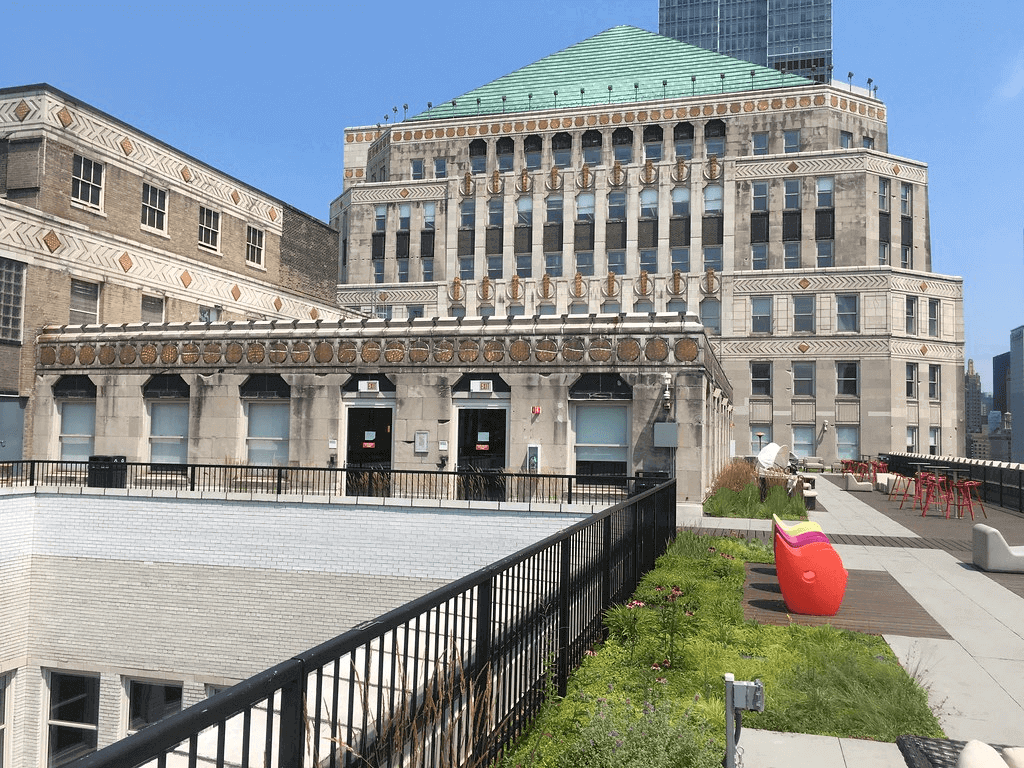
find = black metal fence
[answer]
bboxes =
[69,480,677,768]
[0,459,657,507]
[884,452,1024,516]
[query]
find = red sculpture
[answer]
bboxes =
[773,532,848,616]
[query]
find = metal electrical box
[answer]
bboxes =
[527,444,540,473]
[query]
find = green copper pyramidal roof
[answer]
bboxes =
[411,25,811,121]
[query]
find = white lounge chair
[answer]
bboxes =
[972,524,1024,573]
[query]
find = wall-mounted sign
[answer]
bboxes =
[414,431,429,453]
[358,380,380,393]
[476,444,489,451]
[362,442,375,449]
[470,380,493,393]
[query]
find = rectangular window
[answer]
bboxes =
[752,243,768,270]
[784,242,800,269]
[488,255,503,280]
[879,241,890,265]
[0,257,26,342]
[837,294,859,332]
[929,364,941,400]
[751,182,768,212]
[703,185,723,214]
[706,135,725,157]
[639,190,658,219]
[141,183,167,231]
[71,154,103,208]
[576,251,593,276]
[928,298,939,336]
[793,295,815,333]
[608,191,626,220]
[574,404,628,477]
[246,226,264,266]
[70,279,99,325]
[752,132,769,155]
[750,425,773,449]
[141,295,164,323]
[751,362,772,397]
[906,425,918,453]
[397,258,410,283]
[577,193,595,222]
[407,304,425,320]
[671,188,690,216]
[906,362,919,399]
[792,425,816,457]
[784,179,801,209]
[837,361,859,396]
[150,401,188,463]
[783,129,800,153]
[488,199,503,228]
[545,252,563,277]
[373,261,384,283]
[423,202,436,230]
[901,244,913,270]
[515,254,532,278]
[434,158,447,178]
[863,136,875,149]
[840,131,853,148]
[459,256,474,281]
[929,426,940,456]
[546,195,563,224]
[47,671,100,766]
[411,159,424,180]
[816,241,834,267]
[793,361,815,397]
[675,135,694,159]
[471,154,486,175]
[816,177,833,208]
[640,249,658,273]
[398,204,411,231]
[199,305,220,323]
[198,206,220,250]
[837,425,860,460]
[703,246,723,271]
[700,298,721,335]
[374,205,387,231]
[128,680,182,732]
[900,183,913,216]
[584,143,602,166]
[608,250,626,275]
[879,178,890,211]
[751,296,772,334]
[422,258,434,281]
[247,401,289,465]
[906,296,918,334]
[516,197,532,226]
[671,248,689,273]
[460,199,475,228]
[59,400,95,462]
[613,142,632,164]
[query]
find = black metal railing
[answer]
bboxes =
[69,480,677,768]
[0,459,655,507]
[884,452,1024,516]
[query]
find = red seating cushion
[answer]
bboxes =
[774,532,849,616]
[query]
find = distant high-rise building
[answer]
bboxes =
[993,351,1011,413]
[659,0,832,82]
[1011,327,1024,463]
[965,360,983,434]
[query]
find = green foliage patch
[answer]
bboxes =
[703,483,806,520]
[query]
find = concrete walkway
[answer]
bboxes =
[691,474,1024,767]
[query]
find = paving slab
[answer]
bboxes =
[739,729,906,768]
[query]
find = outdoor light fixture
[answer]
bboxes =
[553,90,558,107]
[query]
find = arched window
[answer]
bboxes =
[642,125,663,161]
[551,132,572,168]
[496,137,514,171]
[54,375,96,462]
[674,122,694,159]
[704,120,726,158]
[524,135,542,169]
[671,187,690,217]
[612,127,633,163]
[639,188,658,219]
[469,139,487,174]
[582,130,603,165]
[700,298,721,335]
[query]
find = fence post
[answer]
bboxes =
[567,475,573,504]
[276,467,284,496]
[276,663,306,768]
[602,515,612,610]
[557,536,571,697]
[473,578,493,762]
[189,464,196,492]
[29,460,35,487]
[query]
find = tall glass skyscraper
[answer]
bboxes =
[659,0,832,82]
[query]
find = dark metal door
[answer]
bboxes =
[346,408,392,496]
[457,408,507,501]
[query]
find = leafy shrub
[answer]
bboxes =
[703,482,805,520]
[708,459,757,495]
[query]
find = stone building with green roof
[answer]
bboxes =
[332,25,965,466]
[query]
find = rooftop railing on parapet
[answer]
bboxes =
[0,459,666,508]
[884,452,1024,516]
[66,479,677,768]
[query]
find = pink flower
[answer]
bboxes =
[656,677,667,684]
[651,663,661,671]
[585,649,597,657]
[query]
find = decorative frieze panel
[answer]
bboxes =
[891,276,962,299]
[732,271,892,295]
[350,184,447,205]
[734,153,871,180]
[865,156,927,185]
[891,341,963,362]
[722,337,890,357]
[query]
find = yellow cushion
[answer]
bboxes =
[772,514,823,535]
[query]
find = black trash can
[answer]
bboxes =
[87,455,127,488]
[633,470,670,496]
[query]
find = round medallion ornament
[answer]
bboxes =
[563,337,585,362]
[314,342,335,363]
[384,341,405,363]
[616,339,641,363]
[39,346,57,366]
[161,344,179,365]
[675,339,699,362]
[268,342,287,364]
[181,343,200,365]
[246,343,265,364]
[589,338,612,363]
[202,343,222,364]
[140,344,158,365]
[98,345,117,366]
[59,345,76,366]
[360,341,381,363]
[645,338,669,362]
[78,345,96,365]
[434,339,454,363]
[409,340,429,363]
[536,339,558,363]
[225,343,244,364]
[510,339,531,362]
[291,341,310,363]
[458,340,479,363]
[484,340,504,363]
[120,345,137,365]
[338,341,357,364]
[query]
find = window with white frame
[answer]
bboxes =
[929,426,940,456]
[905,296,918,334]
[837,425,860,460]
[928,298,939,336]
[703,246,723,271]
[397,259,410,283]
[816,177,834,207]
[459,256,474,281]
[928,364,941,400]
[792,425,815,457]
[752,132,769,155]
[71,154,103,208]
[423,202,436,230]
[752,181,768,211]
[906,362,919,399]
[700,298,721,335]
[246,225,264,266]
[59,399,95,462]
[639,188,658,219]
[516,197,532,226]
[434,157,447,178]
[879,241,890,265]
[410,158,424,179]
[198,206,220,250]
[671,187,690,216]
[751,361,772,396]
[750,424,772,450]
[639,249,658,274]
[703,184,723,214]
[487,199,502,228]
[141,295,164,324]
[488,254,502,279]
[546,195,563,224]
[141,183,167,231]
[816,241,834,267]
[783,129,800,153]
[574,403,628,477]
[837,361,859,396]
[862,136,875,149]
[752,243,768,270]
[840,131,853,148]
[149,401,188,464]
[422,258,434,281]
[373,261,385,283]
[607,250,626,275]
[793,294,815,333]
[460,199,475,228]
[246,401,290,466]
[751,296,772,334]
[608,190,626,220]
[575,251,594,276]
[901,244,913,270]
[545,252,562,277]
[671,248,689,273]
[199,305,220,323]
[906,425,919,453]
[46,670,100,767]
[784,179,801,209]
[784,242,800,269]
[836,294,859,332]
[69,279,99,325]
[374,205,387,231]
[576,192,595,222]
[793,361,815,397]
[0,256,25,342]
[127,680,183,733]
[900,183,913,216]
[524,135,542,169]
[879,178,890,211]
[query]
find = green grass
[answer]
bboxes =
[496,532,943,768]
[703,483,806,520]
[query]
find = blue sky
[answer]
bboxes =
[5,1,1022,390]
